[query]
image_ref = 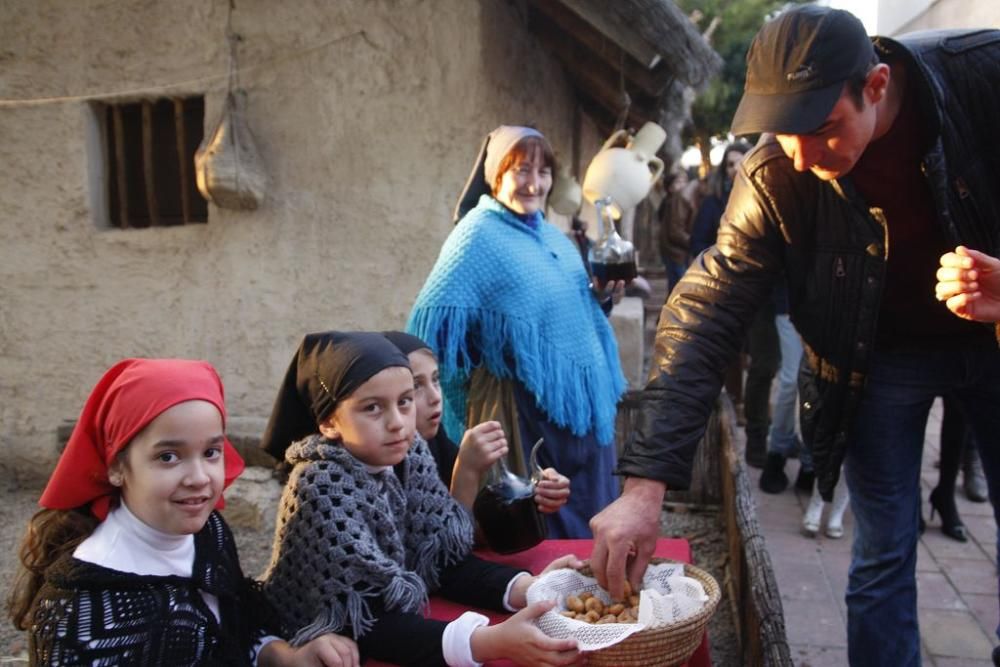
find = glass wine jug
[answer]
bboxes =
[588,197,637,290]
[472,438,548,554]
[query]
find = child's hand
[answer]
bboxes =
[540,553,585,575]
[508,555,585,608]
[470,600,582,666]
[450,421,508,509]
[456,421,508,475]
[258,633,360,667]
[534,467,570,513]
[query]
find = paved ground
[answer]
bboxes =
[743,399,997,666]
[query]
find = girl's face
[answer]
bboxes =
[109,400,225,535]
[320,366,416,467]
[495,146,553,215]
[409,350,442,440]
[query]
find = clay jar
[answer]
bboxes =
[582,122,666,220]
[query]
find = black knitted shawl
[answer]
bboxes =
[28,512,278,666]
[262,434,474,644]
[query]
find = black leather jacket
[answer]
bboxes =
[620,29,1000,499]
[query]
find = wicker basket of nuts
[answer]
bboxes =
[527,558,720,667]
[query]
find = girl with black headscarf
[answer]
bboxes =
[259,331,582,667]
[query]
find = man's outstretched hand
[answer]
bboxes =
[588,477,666,601]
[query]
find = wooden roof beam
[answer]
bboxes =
[533,19,663,111]
[528,1,675,97]
[556,0,721,90]
[563,65,660,129]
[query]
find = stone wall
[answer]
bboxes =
[0,0,598,483]
[880,0,1000,35]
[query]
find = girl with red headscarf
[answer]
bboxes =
[8,358,359,666]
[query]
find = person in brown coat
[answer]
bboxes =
[657,168,696,294]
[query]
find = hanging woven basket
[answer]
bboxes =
[195,89,267,210]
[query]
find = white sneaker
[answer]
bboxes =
[802,486,824,538]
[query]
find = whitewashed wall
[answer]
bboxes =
[0,0,593,482]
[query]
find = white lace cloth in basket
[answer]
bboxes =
[526,563,709,651]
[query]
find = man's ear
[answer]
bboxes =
[865,63,891,103]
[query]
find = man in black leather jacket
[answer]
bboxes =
[588,7,1000,666]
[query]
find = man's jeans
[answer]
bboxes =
[767,314,811,469]
[844,340,1000,666]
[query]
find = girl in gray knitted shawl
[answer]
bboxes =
[259,331,584,667]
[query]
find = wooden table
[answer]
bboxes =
[368,538,711,666]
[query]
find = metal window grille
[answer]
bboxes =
[101,96,207,228]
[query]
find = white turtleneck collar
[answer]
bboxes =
[74,502,196,578]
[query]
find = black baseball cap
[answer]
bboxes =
[731,5,875,136]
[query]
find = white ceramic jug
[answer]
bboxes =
[582,121,666,219]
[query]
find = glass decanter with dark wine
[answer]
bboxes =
[472,437,548,554]
[588,196,637,290]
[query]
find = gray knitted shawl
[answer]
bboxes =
[262,434,474,645]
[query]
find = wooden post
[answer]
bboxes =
[173,98,191,224]
[572,104,581,180]
[141,101,159,227]
[111,106,129,229]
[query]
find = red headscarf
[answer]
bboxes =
[39,358,245,520]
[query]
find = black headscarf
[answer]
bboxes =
[260,331,411,461]
[381,330,432,357]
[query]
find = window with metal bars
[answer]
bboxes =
[98,96,208,228]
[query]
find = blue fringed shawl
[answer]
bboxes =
[407,195,626,445]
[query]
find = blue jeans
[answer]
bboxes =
[664,258,686,295]
[767,314,811,468]
[844,341,1000,666]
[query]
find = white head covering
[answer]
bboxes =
[452,125,544,224]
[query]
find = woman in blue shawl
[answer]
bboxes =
[407,125,627,538]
